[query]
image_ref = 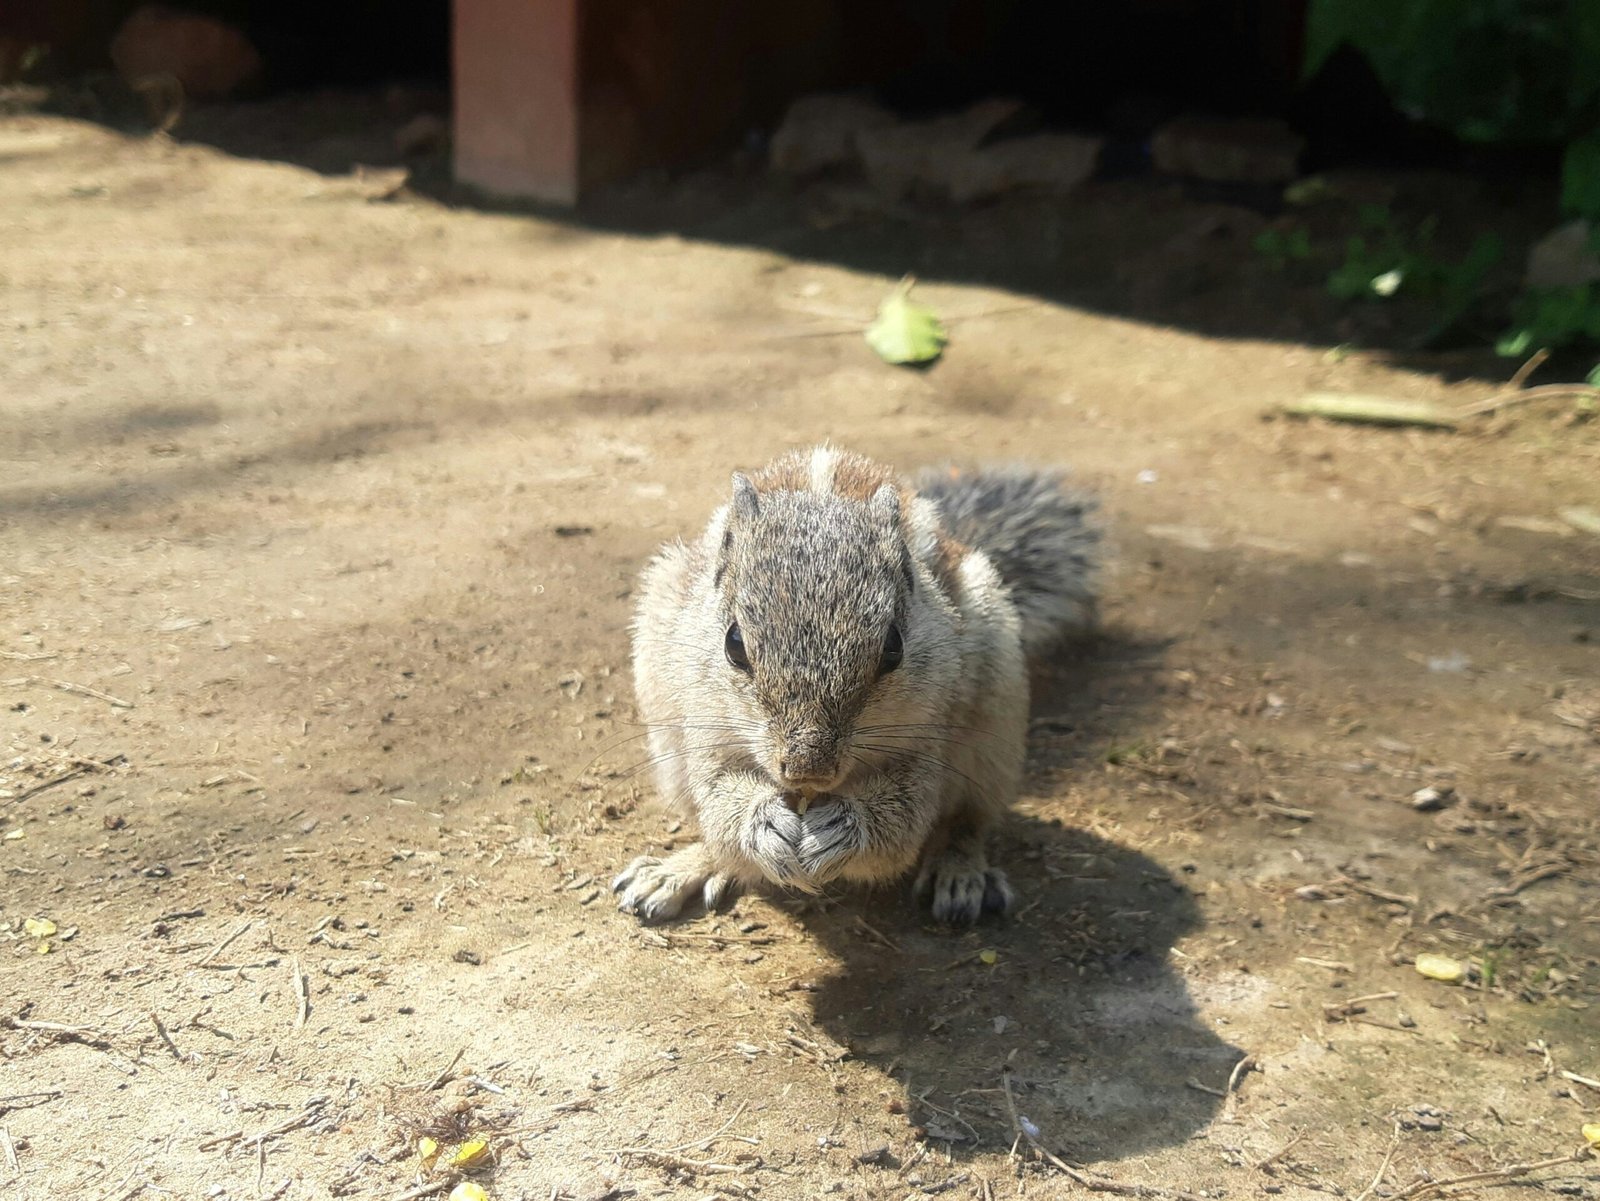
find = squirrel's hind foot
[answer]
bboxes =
[612,845,737,922]
[915,857,1015,926]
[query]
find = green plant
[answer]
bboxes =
[1253,226,1312,269]
[1307,1,1600,351]
[1305,2,1600,147]
[1323,206,1502,340]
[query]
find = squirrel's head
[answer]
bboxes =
[714,472,916,794]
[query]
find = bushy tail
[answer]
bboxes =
[915,465,1100,658]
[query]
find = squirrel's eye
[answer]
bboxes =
[725,623,752,673]
[879,623,904,675]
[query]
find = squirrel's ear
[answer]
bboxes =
[731,473,760,524]
[868,483,902,535]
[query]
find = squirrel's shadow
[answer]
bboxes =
[789,631,1242,1164]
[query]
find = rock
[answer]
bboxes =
[1151,116,1304,184]
[941,131,1102,203]
[395,113,449,158]
[1410,785,1455,812]
[857,97,1031,200]
[1525,220,1600,290]
[110,4,262,100]
[768,92,896,176]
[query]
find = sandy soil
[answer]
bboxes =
[1,102,1598,1201]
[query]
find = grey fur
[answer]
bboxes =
[614,446,1099,925]
[914,464,1099,656]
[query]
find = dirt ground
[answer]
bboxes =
[2,99,1598,1201]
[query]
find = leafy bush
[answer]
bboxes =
[1306,0,1600,353]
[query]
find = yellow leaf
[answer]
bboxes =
[1415,953,1465,983]
[1583,1122,1600,1146]
[24,918,57,939]
[450,1137,490,1168]
[36,941,51,954]
[978,949,998,966]
[417,1136,439,1167]
[448,1184,489,1201]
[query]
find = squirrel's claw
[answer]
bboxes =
[917,859,1015,926]
[612,848,734,923]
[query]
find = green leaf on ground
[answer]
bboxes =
[865,278,947,366]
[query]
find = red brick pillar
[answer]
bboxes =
[452,0,581,205]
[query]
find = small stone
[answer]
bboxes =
[769,93,897,175]
[1525,220,1600,290]
[1151,116,1304,184]
[1410,785,1455,811]
[857,98,1031,200]
[939,132,1102,203]
[110,4,262,99]
[1416,1113,1444,1131]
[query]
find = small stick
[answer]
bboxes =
[150,1012,182,1060]
[1225,1053,1256,1098]
[1558,1069,1600,1092]
[1185,1078,1226,1098]
[0,650,58,661]
[1,676,134,708]
[0,1090,64,1112]
[1337,878,1419,907]
[6,1017,113,1047]
[242,1097,327,1147]
[610,1149,752,1173]
[1253,1130,1304,1172]
[1296,956,1354,973]
[0,1126,17,1174]
[15,768,87,802]
[391,1180,452,1201]
[198,919,254,965]
[425,1045,468,1090]
[1507,348,1550,391]
[1352,1127,1400,1201]
[291,957,309,1029]
[1458,383,1599,419]
[1387,1148,1592,1200]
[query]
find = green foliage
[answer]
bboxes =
[1252,226,1312,269]
[1322,206,1502,338]
[1498,283,1600,354]
[1304,0,1600,147]
[1562,135,1600,219]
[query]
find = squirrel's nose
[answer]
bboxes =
[777,734,839,788]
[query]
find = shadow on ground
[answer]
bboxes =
[29,83,1556,381]
[801,821,1240,1164]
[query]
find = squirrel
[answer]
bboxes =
[612,445,1099,925]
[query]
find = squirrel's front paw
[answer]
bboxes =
[743,796,862,891]
[612,846,735,923]
[916,857,1015,926]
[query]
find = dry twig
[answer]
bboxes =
[1458,383,1599,418]
[150,1012,182,1060]
[2,675,133,708]
[1352,1126,1400,1201]
[1388,1147,1592,1200]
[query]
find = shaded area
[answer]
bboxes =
[803,821,1241,1163]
